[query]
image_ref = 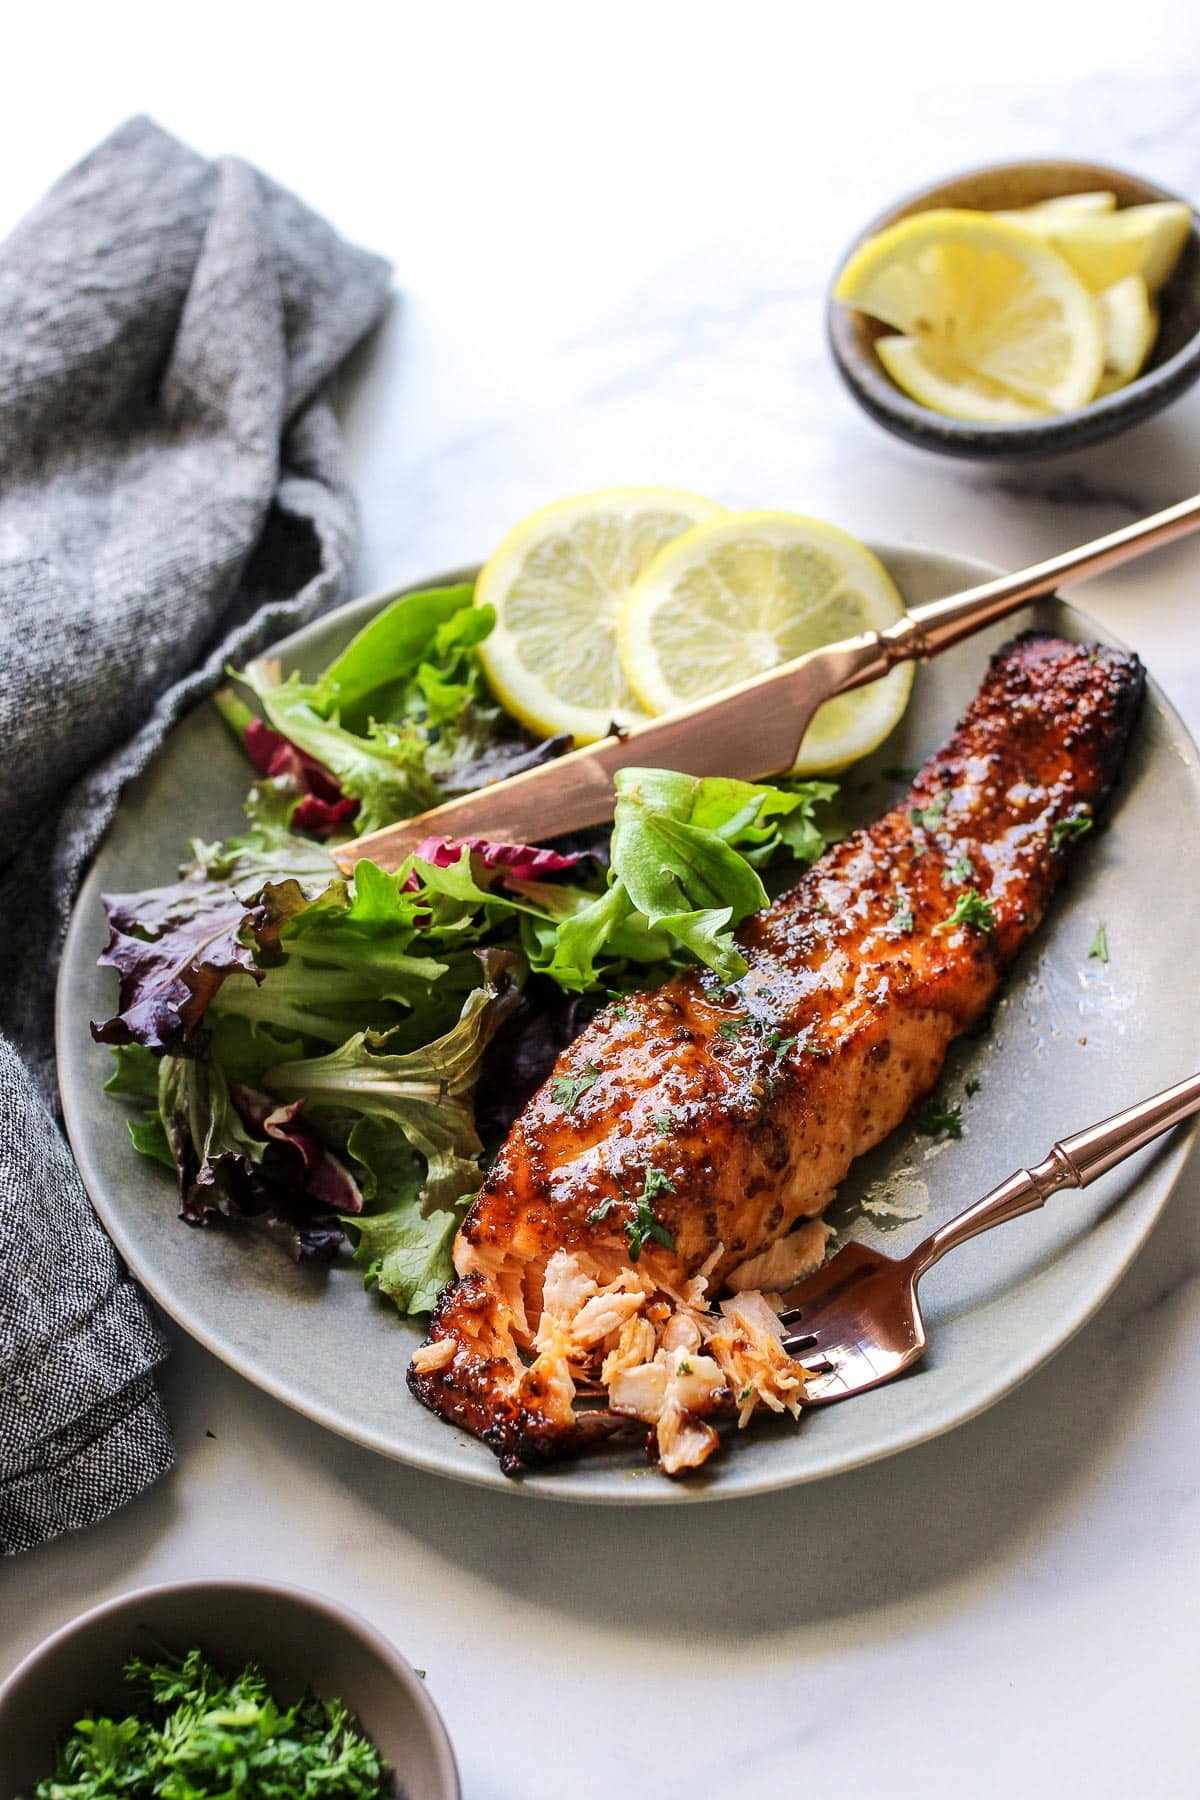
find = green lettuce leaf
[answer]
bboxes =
[105,1046,176,1169]
[597,770,764,981]
[311,582,480,723]
[350,1203,460,1315]
[341,1116,461,1314]
[234,661,440,837]
[263,956,522,1213]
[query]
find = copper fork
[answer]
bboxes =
[766,1072,1200,1406]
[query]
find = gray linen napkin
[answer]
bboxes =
[0,117,391,1554]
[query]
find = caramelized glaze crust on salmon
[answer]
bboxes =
[409,634,1143,1475]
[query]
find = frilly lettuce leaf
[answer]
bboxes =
[527,768,843,987]
[263,951,522,1215]
[347,1184,460,1315]
[234,660,439,837]
[157,1055,348,1263]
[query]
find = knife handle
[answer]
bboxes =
[891,493,1200,661]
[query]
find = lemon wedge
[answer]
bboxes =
[835,209,1104,412]
[475,488,724,744]
[997,190,1117,223]
[1010,200,1191,294]
[875,336,1048,422]
[1096,274,1157,393]
[619,511,913,774]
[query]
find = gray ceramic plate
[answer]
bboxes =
[57,546,1200,1505]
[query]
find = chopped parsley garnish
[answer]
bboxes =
[613,1003,628,1020]
[943,854,974,887]
[717,1015,756,1041]
[737,1385,754,1404]
[910,790,950,833]
[913,1098,964,1139]
[1089,922,1110,964]
[1051,809,1093,849]
[891,896,915,934]
[628,1168,677,1260]
[25,1647,389,1797]
[678,1359,693,1375]
[641,1167,676,1201]
[764,1032,797,1056]
[965,1077,981,1097]
[589,1168,677,1260]
[550,1060,601,1113]
[934,888,995,934]
[654,1112,673,1137]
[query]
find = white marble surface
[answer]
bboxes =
[4,10,1200,1795]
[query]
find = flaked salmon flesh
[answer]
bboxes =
[409,633,1143,1475]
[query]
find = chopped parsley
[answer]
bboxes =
[628,1168,677,1260]
[678,1359,693,1375]
[965,1077,981,1097]
[934,888,995,934]
[764,1032,797,1056]
[654,1112,673,1137]
[716,1015,755,1041]
[913,1098,964,1139]
[1051,809,1093,850]
[910,790,950,833]
[589,1168,677,1261]
[891,896,915,934]
[550,1060,601,1113]
[943,854,974,887]
[613,1003,628,1020]
[641,1167,676,1201]
[24,1647,389,1798]
[1089,922,1110,964]
[737,1385,754,1404]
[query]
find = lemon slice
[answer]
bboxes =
[1011,201,1191,294]
[835,208,1104,412]
[876,336,1048,423]
[619,511,914,774]
[1096,274,1157,393]
[475,488,724,744]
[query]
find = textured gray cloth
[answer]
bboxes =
[0,118,391,1554]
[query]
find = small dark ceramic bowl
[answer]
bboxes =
[827,158,1200,459]
[0,1580,460,1800]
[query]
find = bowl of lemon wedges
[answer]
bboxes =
[828,158,1200,458]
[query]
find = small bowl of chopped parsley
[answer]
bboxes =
[0,1579,460,1800]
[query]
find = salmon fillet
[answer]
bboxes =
[409,633,1143,1475]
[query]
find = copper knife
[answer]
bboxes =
[333,493,1200,876]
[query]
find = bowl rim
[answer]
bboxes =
[0,1577,461,1800]
[826,154,1200,444]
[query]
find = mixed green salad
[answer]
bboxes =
[23,1647,390,1798]
[95,582,842,1317]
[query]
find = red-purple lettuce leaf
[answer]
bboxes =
[92,876,263,1056]
[243,717,359,839]
[159,1056,348,1264]
[408,835,582,889]
[229,1084,363,1214]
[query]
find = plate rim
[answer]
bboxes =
[56,544,1200,1505]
